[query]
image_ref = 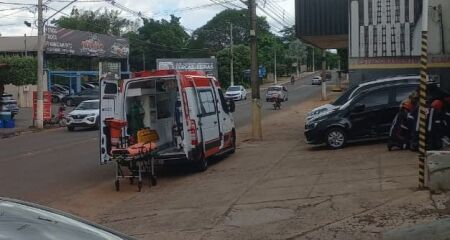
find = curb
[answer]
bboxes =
[0,126,65,140]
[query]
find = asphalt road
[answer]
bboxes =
[0,73,321,204]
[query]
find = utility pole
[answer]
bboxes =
[24,34,27,57]
[418,0,429,188]
[230,22,234,86]
[36,0,44,128]
[249,0,262,140]
[312,47,315,72]
[274,49,277,84]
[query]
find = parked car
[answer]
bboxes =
[51,84,70,96]
[100,70,236,171]
[265,85,288,102]
[304,82,420,149]
[225,85,247,101]
[82,83,98,89]
[51,91,66,103]
[0,93,19,118]
[306,75,421,121]
[62,89,99,106]
[0,197,133,240]
[66,99,100,131]
[312,76,322,85]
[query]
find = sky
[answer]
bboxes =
[0,0,295,37]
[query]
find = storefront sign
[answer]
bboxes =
[45,26,129,58]
[157,58,218,78]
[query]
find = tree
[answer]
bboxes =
[217,44,250,88]
[0,56,37,91]
[189,9,272,53]
[126,15,192,71]
[52,7,133,36]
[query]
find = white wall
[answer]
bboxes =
[4,84,37,108]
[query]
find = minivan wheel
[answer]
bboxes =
[326,128,346,149]
[195,152,208,172]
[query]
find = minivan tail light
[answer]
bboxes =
[190,119,198,146]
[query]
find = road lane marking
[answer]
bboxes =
[1,137,97,163]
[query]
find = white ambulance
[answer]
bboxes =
[100,70,236,171]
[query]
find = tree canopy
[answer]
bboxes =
[0,56,37,86]
[52,7,133,36]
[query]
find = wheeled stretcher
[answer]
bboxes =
[106,118,160,192]
[111,142,158,192]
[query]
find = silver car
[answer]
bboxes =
[265,85,288,102]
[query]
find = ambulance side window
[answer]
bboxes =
[104,82,117,94]
[217,89,230,114]
[198,90,216,116]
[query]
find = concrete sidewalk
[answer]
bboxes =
[0,105,73,138]
[44,83,448,240]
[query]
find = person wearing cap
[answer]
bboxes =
[388,100,414,151]
[427,99,445,150]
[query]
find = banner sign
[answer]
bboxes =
[157,58,218,78]
[45,26,129,58]
[32,91,52,121]
[99,62,121,80]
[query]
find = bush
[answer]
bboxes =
[0,56,37,86]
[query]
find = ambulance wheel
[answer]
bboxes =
[137,181,142,192]
[115,180,120,191]
[230,130,236,154]
[195,153,208,172]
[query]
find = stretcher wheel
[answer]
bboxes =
[115,180,120,191]
[151,176,157,186]
[137,181,142,192]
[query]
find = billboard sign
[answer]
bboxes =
[45,26,129,58]
[156,58,218,78]
[99,62,121,80]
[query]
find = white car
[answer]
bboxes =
[265,85,288,102]
[312,76,322,85]
[225,85,247,101]
[66,99,100,131]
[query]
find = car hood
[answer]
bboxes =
[306,104,339,122]
[226,91,242,95]
[69,109,98,115]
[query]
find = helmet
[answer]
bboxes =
[431,99,443,110]
[402,101,413,111]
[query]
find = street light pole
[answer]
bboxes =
[249,0,262,140]
[274,49,277,84]
[35,0,44,128]
[230,22,234,86]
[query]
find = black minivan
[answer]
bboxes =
[304,83,419,149]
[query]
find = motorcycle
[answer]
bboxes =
[272,95,281,110]
[44,105,67,127]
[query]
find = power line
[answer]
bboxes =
[0,2,36,6]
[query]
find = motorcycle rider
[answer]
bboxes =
[290,75,295,85]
